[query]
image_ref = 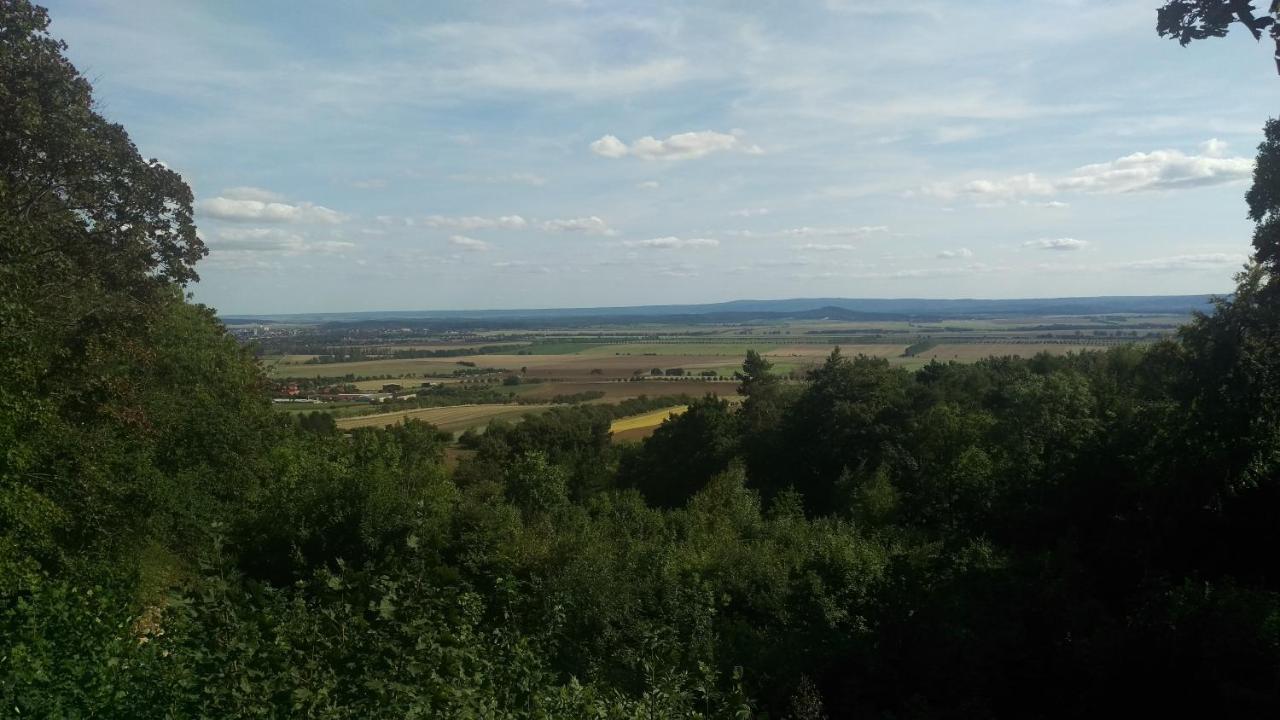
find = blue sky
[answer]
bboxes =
[45,0,1278,313]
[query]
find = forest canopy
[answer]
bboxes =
[3,0,1280,717]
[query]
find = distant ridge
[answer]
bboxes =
[221,295,1217,326]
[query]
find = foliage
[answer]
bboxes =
[1157,0,1280,74]
[619,395,738,508]
[1249,118,1280,270]
[8,2,1280,717]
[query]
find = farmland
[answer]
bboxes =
[335,403,552,431]
[248,311,1187,440]
[610,405,689,443]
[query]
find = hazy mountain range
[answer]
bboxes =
[222,295,1217,327]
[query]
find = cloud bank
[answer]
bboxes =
[591,130,762,160]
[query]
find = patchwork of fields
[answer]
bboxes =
[267,315,1179,439]
[335,404,551,431]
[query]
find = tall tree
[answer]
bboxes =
[0,0,246,579]
[1248,118,1280,272]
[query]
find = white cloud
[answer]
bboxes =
[423,214,528,230]
[937,248,974,259]
[782,225,888,238]
[213,228,305,252]
[637,180,661,189]
[1059,149,1253,193]
[351,179,387,189]
[453,172,548,187]
[659,268,700,278]
[590,135,629,158]
[540,216,616,235]
[221,186,285,202]
[590,130,760,160]
[797,243,855,251]
[209,228,354,255]
[623,236,720,249]
[491,260,551,274]
[823,0,944,19]
[1200,139,1228,158]
[376,215,415,227]
[924,142,1253,201]
[1024,238,1089,251]
[882,263,998,279]
[448,235,491,251]
[730,207,770,217]
[308,240,359,254]
[921,173,1054,202]
[199,197,346,224]
[788,263,999,281]
[933,125,984,144]
[1117,253,1245,272]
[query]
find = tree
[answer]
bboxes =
[503,451,568,516]
[736,349,777,397]
[0,0,254,581]
[298,411,338,434]
[770,349,910,515]
[1248,118,1280,272]
[1157,1,1280,75]
[619,395,738,508]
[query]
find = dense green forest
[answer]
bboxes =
[5,1,1280,716]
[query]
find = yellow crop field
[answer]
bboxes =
[336,404,551,432]
[610,406,687,435]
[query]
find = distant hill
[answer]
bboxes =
[221,295,1218,327]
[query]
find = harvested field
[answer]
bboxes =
[518,380,740,401]
[766,344,907,358]
[346,377,446,391]
[336,403,550,432]
[512,354,738,379]
[580,342,765,357]
[609,406,687,443]
[269,355,545,379]
[274,354,321,364]
[910,343,1103,363]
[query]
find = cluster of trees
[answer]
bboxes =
[5,1,1280,716]
[901,339,937,357]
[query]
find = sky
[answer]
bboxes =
[43,0,1280,314]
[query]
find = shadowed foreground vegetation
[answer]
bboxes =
[6,1,1280,717]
